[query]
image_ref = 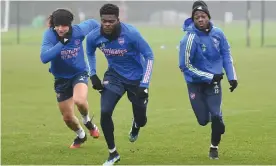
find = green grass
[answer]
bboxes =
[1,23,276,165]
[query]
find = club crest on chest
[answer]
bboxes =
[212,37,220,51]
[75,39,80,46]
[118,37,125,45]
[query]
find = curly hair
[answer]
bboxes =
[100,3,119,17]
[48,8,74,28]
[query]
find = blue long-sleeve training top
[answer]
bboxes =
[40,19,99,79]
[86,22,154,88]
[179,18,237,83]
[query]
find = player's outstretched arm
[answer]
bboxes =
[179,33,214,83]
[220,31,238,91]
[40,30,63,64]
[86,32,104,91]
[132,29,154,88]
[86,32,97,76]
[78,19,100,37]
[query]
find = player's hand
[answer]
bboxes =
[136,87,149,98]
[211,73,224,84]
[90,75,104,92]
[229,80,238,92]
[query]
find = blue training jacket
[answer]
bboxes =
[40,19,99,79]
[86,22,154,88]
[179,18,237,84]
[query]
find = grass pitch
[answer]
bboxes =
[1,22,276,164]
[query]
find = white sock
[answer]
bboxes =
[82,114,91,124]
[75,128,85,139]
[210,144,218,149]
[109,147,116,153]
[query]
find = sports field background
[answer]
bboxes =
[1,21,276,165]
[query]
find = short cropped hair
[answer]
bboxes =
[100,3,119,17]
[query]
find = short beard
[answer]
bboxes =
[101,23,121,41]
